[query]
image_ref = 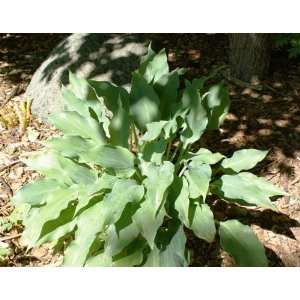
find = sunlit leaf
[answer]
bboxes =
[221,149,268,173]
[219,219,268,267]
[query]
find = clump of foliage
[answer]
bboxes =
[275,33,300,58]
[13,45,287,266]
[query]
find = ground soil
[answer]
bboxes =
[0,33,300,266]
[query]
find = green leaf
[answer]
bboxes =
[221,149,268,173]
[68,71,97,100]
[138,47,169,83]
[142,121,168,142]
[180,83,208,148]
[21,187,78,247]
[186,148,225,165]
[213,172,287,210]
[61,85,109,136]
[75,173,118,214]
[189,203,216,243]
[153,69,181,119]
[88,81,131,147]
[184,162,211,200]
[46,136,96,159]
[13,179,65,206]
[49,111,107,143]
[105,222,140,257]
[129,72,161,131]
[219,219,268,267]
[144,224,188,267]
[64,179,144,266]
[133,200,165,249]
[204,83,230,130]
[80,145,136,177]
[141,161,174,211]
[174,177,190,226]
[25,152,97,185]
[142,138,167,164]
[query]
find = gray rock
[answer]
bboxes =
[26,33,150,121]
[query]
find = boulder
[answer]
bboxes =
[26,33,150,121]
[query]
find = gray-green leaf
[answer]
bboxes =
[129,72,161,131]
[221,149,268,173]
[49,111,107,143]
[80,145,136,177]
[184,162,211,200]
[204,83,230,130]
[219,219,268,266]
[213,172,287,210]
[190,203,216,243]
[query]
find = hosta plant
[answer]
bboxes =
[13,45,287,267]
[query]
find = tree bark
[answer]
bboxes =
[229,33,271,83]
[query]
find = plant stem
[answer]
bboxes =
[132,124,139,152]
[170,142,182,162]
[166,139,172,161]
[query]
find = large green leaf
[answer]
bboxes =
[74,173,118,214]
[219,219,268,267]
[63,179,144,266]
[21,186,78,247]
[204,83,230,130]
[180,82,208,148]
[138,47,169,83]
[133,200,166,249]
[174,177,190,226]
[141,161,174,211]
[221,149,268,173]
[80,145,135,177]
[46,136,96,159]
[13,179,65,206]
[186,148,225,165]
[105,222,140,257]
[144,224,188,267]
[61,86,103,122]
[49,111,107,143]
[212,172,287,210]
[25,152,97,185]
[68,71,97,100]
[129,72,161,131]
[184,162,211,200]
[153,69,183,119]
[88,81,131,147]
[142,138,168,164]
[189,203,216,243]
[141,121,168,142]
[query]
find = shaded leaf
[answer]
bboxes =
[204,83,230,130]
[180,83,208,148]
[129,72,161,131]
[144,224,188,266]
[80,145,135,177]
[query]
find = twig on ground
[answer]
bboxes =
[0,160,21,173]
[0,176,13,196]
[1,85,19,106]
[0,233,21,242]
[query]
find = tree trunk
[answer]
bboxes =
[229,33,271,83]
